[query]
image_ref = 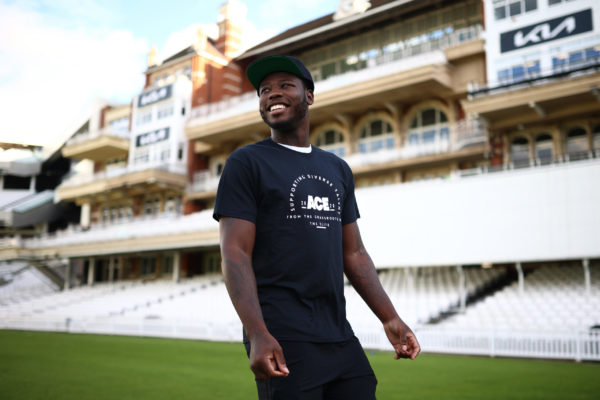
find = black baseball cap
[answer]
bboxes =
[246,55,314,94]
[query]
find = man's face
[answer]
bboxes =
[258,72,314,131]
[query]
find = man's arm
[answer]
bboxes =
[219,217,289,379]
[342,221,420,360]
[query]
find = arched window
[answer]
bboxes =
[315,129,345,157]
[534,133,553,165]
[566,127,588,160]
[511,136,530,168]
[358,119,395,153]
[591,124,600,153]
[408,108,449,147]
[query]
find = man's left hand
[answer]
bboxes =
[383,317,421,360]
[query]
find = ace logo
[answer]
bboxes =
[305,195,333,211]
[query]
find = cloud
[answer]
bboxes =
[0,1,148,147]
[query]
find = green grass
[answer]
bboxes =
[0,330,598,400]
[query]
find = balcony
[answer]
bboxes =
[186,170,220,200]
[463,56,600,129]
[13,210,219,258]
[62,128,130,161]
[347,119,487,174]
[56,162,187,203]
[187,25,484,145]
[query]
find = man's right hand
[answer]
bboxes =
[249,332,290,380]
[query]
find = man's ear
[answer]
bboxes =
[305,89,314,106]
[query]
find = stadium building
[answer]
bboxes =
[1,0,599,361]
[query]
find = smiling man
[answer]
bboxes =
[213,55,420,400]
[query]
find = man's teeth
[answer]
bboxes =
[270,104,286,111]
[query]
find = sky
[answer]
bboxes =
[0,0,340,149]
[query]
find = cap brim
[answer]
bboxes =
[246,56,307,91]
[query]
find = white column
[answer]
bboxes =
[108,256,115,282]
[173,251,181,283]
[81,203,91,229]
[64,260,72,290]
[516,262,524,295]
[583,259,591,297]
[87,258,95,286]
[457,265,466,312]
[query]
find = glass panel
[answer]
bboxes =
[512,65,525,82]
[494,6,506,20]
[422,109,436,126]
[372,140,383,152]
[524,0,537,12]
[422,130,436,143]
[359,143,368,153]
[440,127,450,140]
[385,137,395,148]
[409,133,419,145]
[440,112,448,123]
[410,116,419,129]
[371,120,383,136]
[509,1,522,16]
[569,51,584,65]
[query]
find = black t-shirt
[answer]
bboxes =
[213,138,360,342]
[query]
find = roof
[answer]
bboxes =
[237,0,444,59]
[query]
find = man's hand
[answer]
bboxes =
[383,317,421,360]
[248,331,290,380]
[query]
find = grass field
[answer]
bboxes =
[0,330,598,399]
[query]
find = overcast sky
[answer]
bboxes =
[0,0,340,148]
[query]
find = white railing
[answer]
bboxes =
[20,209,218,249]
[468,55,600,98]
[451,151,600,179]
[189,25,483,125]
[59,162,187,188]
[66,127,130,146]
[188,170,221,193]
[345,119,487,169]
[2,316,598,361]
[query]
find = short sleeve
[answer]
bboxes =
[341,163,360,225]
[213,154,258,223]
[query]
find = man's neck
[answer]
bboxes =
[270,124,311,147]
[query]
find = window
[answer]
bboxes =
[511,136,530,168]
[408,108,449,147]
[133,148,150,165]
[157,102,174,119]
[534,133,553,165]
[494,0,537,20]
[566,127,588,160]
[136,109,152,126]
[497,59,540,85]
[593,124,600,152]
[359,119,395,153]
[177,143,184,160]
[184,66,192,79]
[141,257,156,276]
[552,46,600,73]
[315,129,345,157]
[144,199,153,216]
[153,197,161,215]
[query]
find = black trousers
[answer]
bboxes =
[244,336,377,400]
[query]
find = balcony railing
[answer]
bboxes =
[345,119,487,169]
[468,56,600,99]
[190,25,483,125]
[188,170,221,194]
[59,162,187,188]
[451,151,600,179]
[66,127,131,146]
[21,210,218,249]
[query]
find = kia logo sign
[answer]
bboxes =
[137,84,172,107]
[500,9,593,53]
[136,128,170,147]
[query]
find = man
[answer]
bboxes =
[214,55,420,399]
